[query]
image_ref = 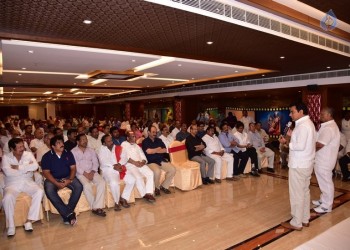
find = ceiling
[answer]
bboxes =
[0,0,349,104]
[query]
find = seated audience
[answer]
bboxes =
[248,123,275,173]
[158,125,174,153]
[202,126,234,183]
[29,128,45,153]
[170,120,181,139]
[185,125,215,185]
[233,122,260,177]
[98,134,134,211]
[196,122,206,138]
[176,123,190,142]
[72,134,106,216]
[110,127,126,146]
[142,126,176,195]
[2,138,44,237]
[41,135,83,226]
[120,131,156,203]
[87,126,103,154]
[64,129,77,152]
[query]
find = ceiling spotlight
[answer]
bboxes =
[22,67,26,70]
[178,64,182,67]
[83,19,92,24]
[43,91,53,94]
[207,41,213,45]
[235,70,239,73]
[28,50,34,53]
[132,59,136,62]
[18,74,22,76]
[280,56,285,59]
[262,74,265,76]
[31,98,37,101]
[57,93,63,96]
[326,66,331,69]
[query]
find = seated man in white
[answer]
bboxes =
[2,138,44,237]
[120,131,156,203]
[159,125,174,152]
[72,134,106,216]
[29,128,45,153]
[202,126,234,183]
[87,126,103,154]
[98,134,135,211]
[248,123,275,173]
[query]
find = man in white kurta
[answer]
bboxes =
[202,127,234,182]
[313,108,340,213]
[87,126,103,154]
[120,131,156,203]
[279,102,316,230]
[240,110,255,132]
[72,134,106,216]
[98,134,135,210]
[248,123,275,172]
[2,138,44,236]
[29,128,45,153]
[159,126,174,152]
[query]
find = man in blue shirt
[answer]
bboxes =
[142,126,176,196]
[110,127,126,146]
[42,135,83,226]
[218,123,248,180]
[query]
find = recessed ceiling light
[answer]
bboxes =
[57,93,63,96]
[191,78,195,80]
[70,88,79,92]
[18,74,22,76]
[178,64,182,67]
[132,59,136,62]
[262,74,265,76]
[15,81,18,83]
[43,91,53,94]
[280,56,285,59]
[22,67,26,70]
[327,66,331,69]
[83,19,92,24]
[235,70,239,73]
[147,85,150,87]
[73,83,77,85]
[28,50,34,53]
[31,98,37,101]
[207,41,213,45]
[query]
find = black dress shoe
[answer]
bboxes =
[119,197,130,208]
[250,171,260,177]
[267,168,275,173]
[114,203,121,211]
[202,178,208,185]
[144,194,156,203]
[206,178,215,184]
[215,178,222,183]
[160,186,171,194]
[155,188,161,196]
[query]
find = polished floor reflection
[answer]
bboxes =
[1,167,350,250]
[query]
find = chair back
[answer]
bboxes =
[168,141,188,164]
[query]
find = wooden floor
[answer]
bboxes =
[1,166,350,250]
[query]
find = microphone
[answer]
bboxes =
[283,121,292,136]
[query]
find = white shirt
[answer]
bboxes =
[36,144,50,163]
[120,141,147,167]
[2,151,39,185]
[316,120,340,168]
[202,134,224,155]
[341,118,350,140]
[233,131,250,152]
[159,134,174,152]
[87,134,103,154]
[289,115,316,169]
[98,145,118,171]
[240,116,255,132]
[29,138,45,151]
[170,127,180,139]
[0,135,10,148]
